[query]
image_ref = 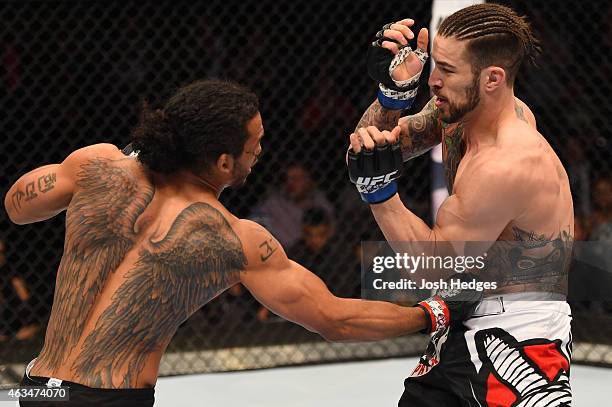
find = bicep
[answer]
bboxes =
[433,168,523,243]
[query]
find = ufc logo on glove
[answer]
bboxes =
[356,171,399,187]
[348,141,403,204]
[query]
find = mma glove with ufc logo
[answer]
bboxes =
[347,140,403,204]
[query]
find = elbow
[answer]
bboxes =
[4,201,26,225]
[319,325,347,342]
[319,326,347,342]
[317,306,348,342]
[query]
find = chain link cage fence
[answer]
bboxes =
[0,0,610,388]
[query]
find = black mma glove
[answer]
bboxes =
[347,140,403,204]
[415,272,483,335]
[367,22,428,110]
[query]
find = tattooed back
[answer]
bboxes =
[31,145,245,388]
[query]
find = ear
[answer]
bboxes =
[216,153,235,175]
[483,66,506,91]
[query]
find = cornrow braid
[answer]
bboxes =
[438,3,540,85]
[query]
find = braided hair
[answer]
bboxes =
[438,3,541,85]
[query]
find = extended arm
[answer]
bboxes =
[237,220,426,341]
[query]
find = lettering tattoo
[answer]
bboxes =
[10,172,57,212]
[259,237,278,262]
[24,181,38,201]
[11,190,25,212]
[35,159,246,388]
[355,99,403,133]
[38,172,57,193]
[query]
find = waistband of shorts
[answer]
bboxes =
[25,358,155,395]
[472,292,568,317]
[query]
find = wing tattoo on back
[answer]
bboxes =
[71,202,246,388]
[37,158,154,371]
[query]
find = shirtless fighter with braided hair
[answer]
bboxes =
[348,4,573,406]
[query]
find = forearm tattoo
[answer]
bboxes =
[35,158,245,388]
[355,99,402,132]
[400,98,442,161]
[11,172,57,213]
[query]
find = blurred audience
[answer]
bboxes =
[289,207,359,297]
[590,176,612,238]
[250,163,334,247]
[0,239,40,342]
[563,117,594,217]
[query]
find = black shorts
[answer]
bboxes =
[399,298,573,407]
[399,324,470,407]
[19,373,155,407]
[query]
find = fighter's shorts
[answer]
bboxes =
[19,359,155,407]
[400,293,573,407]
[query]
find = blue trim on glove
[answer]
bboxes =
[360,181,398,204]
[377,89,414,110]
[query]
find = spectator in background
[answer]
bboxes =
[588,177,612,312]
[250,163,334,247]
[289,208,358,297]
[563,115,595,217]
[257,207,357,322]
[591,176,612,238]
[0,239,40,341]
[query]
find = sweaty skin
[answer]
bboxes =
[5,113,426,389]
[353,35,573,296]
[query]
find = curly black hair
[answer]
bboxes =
[131,79,259,174]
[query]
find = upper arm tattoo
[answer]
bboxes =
[355,99,403,132]
[400,98,442,161]
[259,237,278,262]
[10,171,57,213]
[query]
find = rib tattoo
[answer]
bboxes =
[482,227,572,295]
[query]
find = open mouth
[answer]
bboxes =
[435,96,448,107]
